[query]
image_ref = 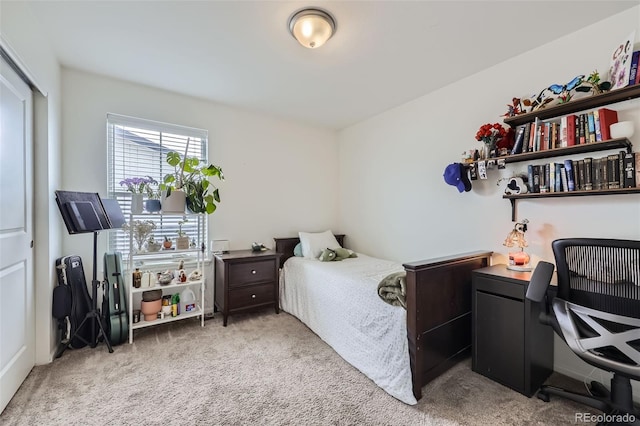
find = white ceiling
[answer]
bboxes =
[25,0,639,129]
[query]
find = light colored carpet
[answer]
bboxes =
[2,310,596,425]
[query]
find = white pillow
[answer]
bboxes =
[298,230,342,259]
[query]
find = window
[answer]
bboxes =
[106,113,208,256]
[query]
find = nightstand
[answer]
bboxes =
[214,250,281,326]
[472,264,556,397]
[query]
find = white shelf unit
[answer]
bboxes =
[126,213,206,344]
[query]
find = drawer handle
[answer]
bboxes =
[251,270,257,275]
[251,294,256,299]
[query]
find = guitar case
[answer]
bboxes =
[103,252,128,345]
[54,255,93,349]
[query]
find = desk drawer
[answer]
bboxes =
[228,260,275,287]
[229,283,274,309]
[474,275,525,301]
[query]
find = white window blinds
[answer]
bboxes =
[106,113,208,256]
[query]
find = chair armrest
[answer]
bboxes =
[526,261,554,302]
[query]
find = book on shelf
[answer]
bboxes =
[549,161,556,192]
[587,113,596,143]
[636,153,640,188]
[593,158,602,190]
[629,50,640,86]
[543,123,551,151]
[511,125,526,155]
[540,163,550,193]
[533,118,541,152]
[623,152,636,188]
[577,159,585,191]
[560,164,568,192]
[598,108,619,140]
[549,122,556,150]
[634,152,640,188]
[578,114,586,144]
[522,122,532,153]
[563,159,575,191]
[618,151,625,189]
[601,157,609,190]
[567,115,577,147]
[607,154,620,189]
[593,110,602,142]
[533,165,541,193]
[584,157,593,191]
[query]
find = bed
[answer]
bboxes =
[274,235,492,404]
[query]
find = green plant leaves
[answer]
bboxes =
[163,150,223,214]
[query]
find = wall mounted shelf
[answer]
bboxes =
[503,188,640,221]
[504,85,640,127]
[465,138,632,169]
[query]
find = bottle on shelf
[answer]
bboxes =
[132,268,142,289]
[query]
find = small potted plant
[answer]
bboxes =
[144,187,162,213]
[120,176,158,214]
[176,217,189,250]
[163,236,172,250]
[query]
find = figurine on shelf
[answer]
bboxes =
[522,87,555,112]
[501,97,524,118]
[574,70,611,95]
[548,75,584,104]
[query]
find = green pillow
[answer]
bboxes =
[293,243,303,257]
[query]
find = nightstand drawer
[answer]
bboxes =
[228,260,275,287]
[229,283,274,308]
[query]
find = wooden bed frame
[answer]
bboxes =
[274,235,492,401]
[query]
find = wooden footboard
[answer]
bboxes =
[403,251,492,400]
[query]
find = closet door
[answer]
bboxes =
[0,54,34,413]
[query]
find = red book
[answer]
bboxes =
[567,115,576,146]
[598,108,619,140]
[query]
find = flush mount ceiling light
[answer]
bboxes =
[288,7,336,49]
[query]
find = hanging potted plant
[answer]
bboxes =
[159,142,224,215]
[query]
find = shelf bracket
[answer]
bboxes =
[510,199,516,222]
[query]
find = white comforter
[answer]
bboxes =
[279,254,417,405]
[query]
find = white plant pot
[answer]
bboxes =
[131,193,144,214]
[161,190,186,214]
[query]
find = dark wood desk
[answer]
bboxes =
[472,265,556,397]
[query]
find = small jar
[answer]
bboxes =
[132,268,142,288]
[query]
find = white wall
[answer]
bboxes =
[61,68,340,312]
[1,1,63,364]
[338,7,640,396]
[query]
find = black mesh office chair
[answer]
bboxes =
[526,238,640,424]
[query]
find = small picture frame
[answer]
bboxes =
[469,163,478,180]
[478,161,488,180]
[211,239,230,255]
